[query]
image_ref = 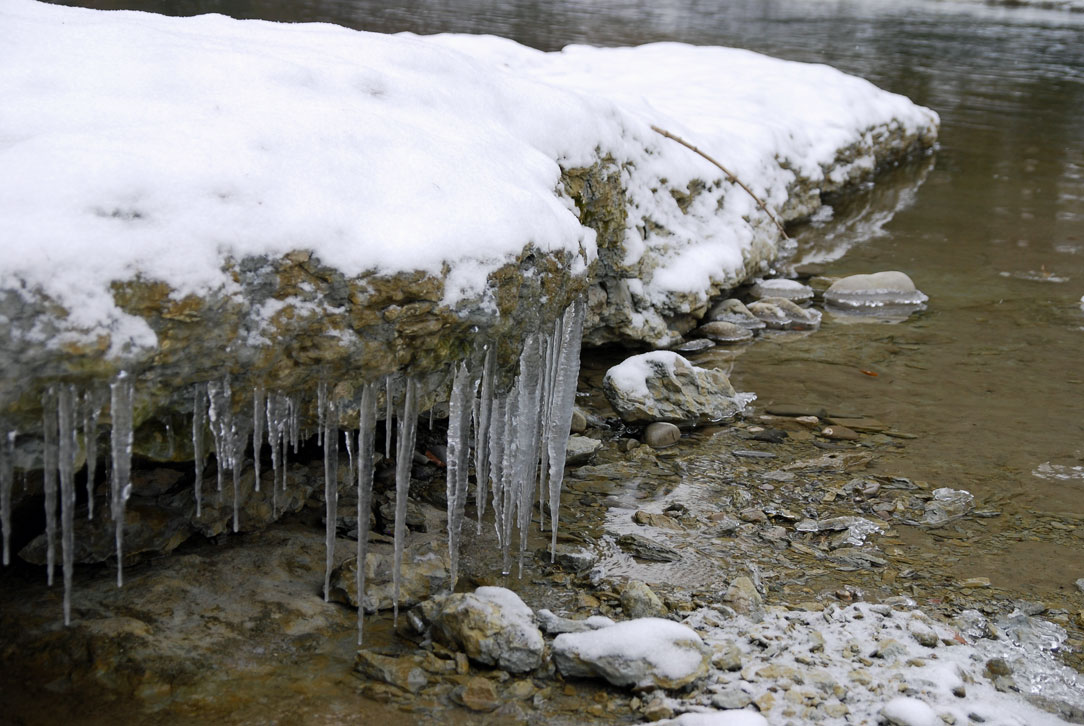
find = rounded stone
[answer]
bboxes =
[645,422,682,448]
[570,407,588,433]
[748,297,822,330]
[691,321,754,344]
[751,278,814,303]
[707,298,767,329]
[824,271,928,308]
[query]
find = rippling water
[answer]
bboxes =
[47,0,1084,592]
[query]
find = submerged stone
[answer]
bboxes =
[824,271,928,319]
[751,278,814,303]
[706,299,766,330]
[748,297,822,330]
[691,321,754,344]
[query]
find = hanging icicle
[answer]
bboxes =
[192,384,206,519]
[322,396,338,603]
[57,385,77,625]
[445,362,476,590]
[1,431,13,567]
[356,382,377,645]
[391,377,417,625]
[253,387,265,493]
[474,345,495,534]
[42,388,58,587]
[83,390,103,522]
[384,376,395,460]
[546,299,586,560]
[110,371,134,587]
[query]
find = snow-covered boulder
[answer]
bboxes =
[552,617,711,690]
[429,587,544,674]
[602,352,747,426]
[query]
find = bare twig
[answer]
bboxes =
[650,124,789,240]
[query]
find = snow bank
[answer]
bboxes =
[0,0,939,353]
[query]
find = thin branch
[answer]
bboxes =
[650,124,789,240]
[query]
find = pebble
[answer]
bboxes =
[712,685,753,709]
[453,676,500,712]
[570,408,588,433]
[645,421,682,449]
[711,640,743,671]
[821,425,859,441]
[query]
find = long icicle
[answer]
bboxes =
[384,376,395,460]
[110,372,134,587]
[474,346,496,534]
[356,382,377,645]
[445,362,475,590]
[391,377,417,625]
[42,388,58,587]
[548,299,586,560]
[192,384,206,519]
[253,387,265,493]
[83,390,102,521]
[58,386,77,625]
[514,336,544,577]
[1,431,13,566]
[322,395,338,602]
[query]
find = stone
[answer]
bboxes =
[536,609,615,635]
[429,587,544,674]
[616,533,681,562]
[691,321,754,344]
[552,618,710,690]
[1075,578,1084,595]
[453,676,500,712]
[644,421,682,448]
[354,650,430,693]
[985,657,1013,677]
[707,298,766,329]
[824,271,928,309]
[329,539,450,613]
[821,425,859,441]
[748,297,822,330]
[723,576,763,618]
[620,579,668,619]
[671,337,717,353]
[565,435,603,465]
[711,640,743,671]
[642,698,674,721]
[551,544,599,573]
[751,278,814,303]
[712,685,754,709]
[632,510,682,530]
[602,351,744,426]
[563,409,588,438]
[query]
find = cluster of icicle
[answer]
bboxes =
[0,299,585,644]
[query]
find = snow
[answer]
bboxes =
[882,696,940,726]
[603,351,690,399]
[0,0,938,354]
[554,617,707,681]
[656,713,768,726]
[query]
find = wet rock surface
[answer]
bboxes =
[601,352,744,426]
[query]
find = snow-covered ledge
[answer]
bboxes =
[0,0,937,432]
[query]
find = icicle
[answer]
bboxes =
[499,392,517,575]
[474,346,495,534]
[316,381,326,447]
[82,390,103,521]
[538,332,555,533]
[546,299,586,560]
[356,382,377,645]
[344,429,355,503]
[445,362,475,590]
[110,372,134,587]
[513,335,544,577]
[192,384,206,519]
[252,387,265,493]
[42,388,58,587]
[487,394,507,550]
[322,398,338,602]
[229,410,252,535]
[1,431,13,566]
[207,379,232,494]
[58,386,77,625]
[391,377,417,625]
[266,393,287,518]
[384,376,394,460]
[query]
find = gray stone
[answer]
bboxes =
[570,407,588,434]
[748,297,822,330]
[617,533,681,562]
[602,351,742,426]
[712,685,754,709]
[552,618,710,690]
[671,337,716,353]
[565,435,603,465]
[707,298,766,329]
[329,539,450,613]
[711,640,744,672]
[723,576,763,618]
[824,271,928,309]
[551,544,599,573]
[1076,578,1084,595]
[691,321,754,343]
[429,586,544,674]
[644,422,682,449]
[536,608,615,635]
[620,579,668,619]
[751,278,814,303]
